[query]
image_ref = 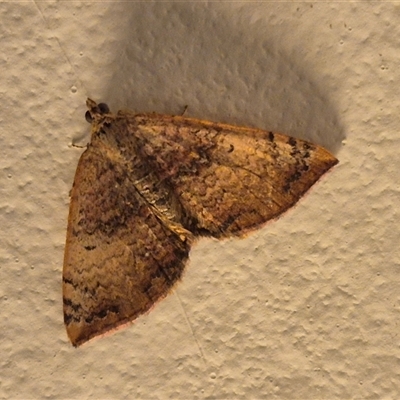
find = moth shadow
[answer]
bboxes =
[102,3,344,154]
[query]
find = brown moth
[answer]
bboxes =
[63,98,338,346]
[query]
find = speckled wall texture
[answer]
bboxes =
[1,2,399,399]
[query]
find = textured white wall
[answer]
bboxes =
[1,1,399,399]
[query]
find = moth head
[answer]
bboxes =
[85,98,110,124]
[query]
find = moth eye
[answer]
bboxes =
[85,111,93,123]
[98,103,110,114]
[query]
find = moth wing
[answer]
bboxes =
[135,115,338,237]
[63,147,190,346]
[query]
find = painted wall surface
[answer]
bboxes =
[1,2,399,399]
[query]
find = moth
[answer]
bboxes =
[63,98,338,346]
